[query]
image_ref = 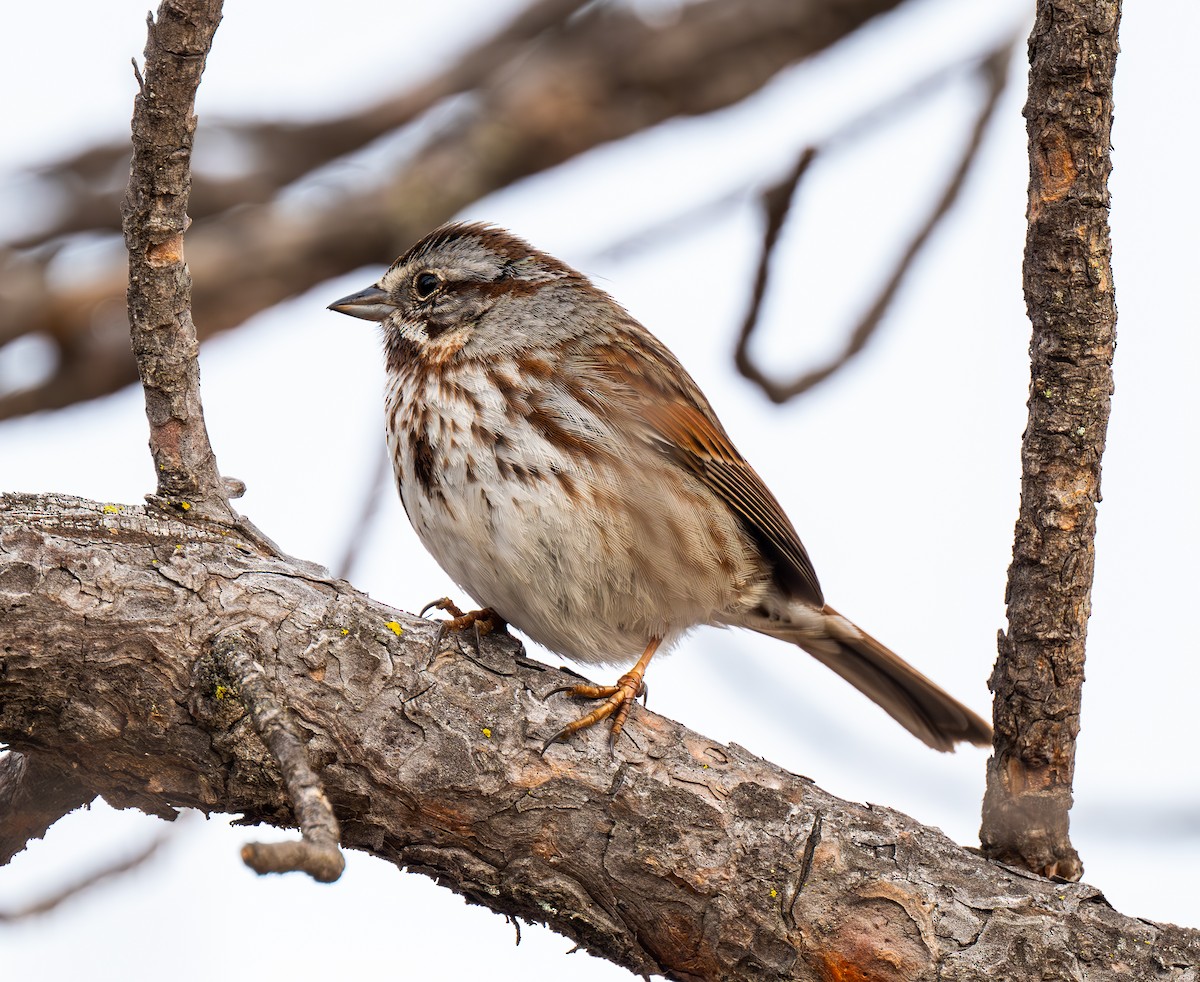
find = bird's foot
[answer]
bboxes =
[541,637,661,753]
[542,672,647,753]
[419,598,507,662]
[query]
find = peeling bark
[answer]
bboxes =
[1,493,1194,980]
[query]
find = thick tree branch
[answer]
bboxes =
[980,0,1121,881]
[2,492,1194,980]
[122,0,231,522]
[1,0,911,422]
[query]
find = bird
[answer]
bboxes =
[329,222,992,753]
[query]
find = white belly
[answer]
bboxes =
[385,362,762,666]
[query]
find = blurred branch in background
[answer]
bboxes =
[2,0,951,422]
[9,0,595,247]
[334,443,392,581]
[0,823,171,923]
[736,37,1015,402]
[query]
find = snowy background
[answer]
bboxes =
[1,0,1197,978]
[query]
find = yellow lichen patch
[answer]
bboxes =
[179,500,192,511]
[384,621,403,636]
[214,684,230,700]
[102,504,122,514]
[482,727,492,739]
[341,628,349,636]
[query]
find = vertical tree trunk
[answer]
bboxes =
[980,0,1121,880]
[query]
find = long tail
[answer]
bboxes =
[757,604,992,752]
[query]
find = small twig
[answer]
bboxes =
[130,57,145,96]
[211,631,345,883]
[735,36,1017,403]
[121,0,234,523]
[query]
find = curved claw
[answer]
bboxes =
[540,726,572,756]
[420,596,462,619]
[426,621,448,669]
[420,602,506,670]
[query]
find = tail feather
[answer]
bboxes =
[758,604,993,752]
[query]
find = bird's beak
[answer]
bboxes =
[327,286,397,322]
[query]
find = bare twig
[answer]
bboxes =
[121,1,232,523]
[980,0,1121,881]
[735,37,1016,403]
[0,751,95,865]
[211,631,345,883]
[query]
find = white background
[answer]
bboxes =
[1,0,1196,978]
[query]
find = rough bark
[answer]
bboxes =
[0,0,911,422]
[2,492,1195,981]
[121,0,232,522]
[980,0,1120,881]
[0,750,94,865]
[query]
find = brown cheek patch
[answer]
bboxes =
[424,330,470,366]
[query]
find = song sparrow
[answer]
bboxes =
[329,222,991,753]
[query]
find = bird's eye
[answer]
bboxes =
[413,272,442,300]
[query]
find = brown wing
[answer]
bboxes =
[582,330,824,607]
